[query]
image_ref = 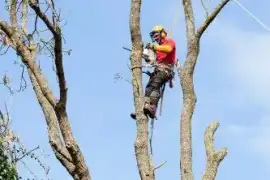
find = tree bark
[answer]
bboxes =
[179,0,230,180]
[129,0,155,179]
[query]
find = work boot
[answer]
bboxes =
[143,103,157,119]
[130,104,157,120]
[130,97,157,120]
[130,113,136,120]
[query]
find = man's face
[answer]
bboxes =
[151,31,161,43]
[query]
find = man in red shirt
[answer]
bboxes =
[131,25,176,120]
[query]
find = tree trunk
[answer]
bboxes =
[129,0,155,179]
[179,45,199,180]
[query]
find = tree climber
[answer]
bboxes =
[131,25,176,120]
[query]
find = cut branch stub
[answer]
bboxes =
[202,120,228,180]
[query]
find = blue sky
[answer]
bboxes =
[0,0,270,179]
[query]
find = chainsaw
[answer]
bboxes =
[122,43,157,67]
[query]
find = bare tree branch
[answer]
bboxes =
[9,0,19,27]
[0,19,57,107]
[129,0,155,179]
[197,0,230,39]
[29,0,67,107]
[22,0,29,35]
[22,12,79,177]
[0,30,15,49]
[202,121,227,180]
[29,0,57,35]
[0,20,15,39]
[27,66,76,176]
[28,3,88,177]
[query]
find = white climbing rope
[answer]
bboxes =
[232,0,270,31]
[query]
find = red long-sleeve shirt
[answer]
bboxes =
[156,39,176,65]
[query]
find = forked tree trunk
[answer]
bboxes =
[0,0,91,179]
[178,0,230,180]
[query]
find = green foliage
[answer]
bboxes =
[0,143,18,180]
[0,109,18,180]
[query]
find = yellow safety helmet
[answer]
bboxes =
[151,25,166,33]
[150,25,167,42]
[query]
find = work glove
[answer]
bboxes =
[145,43,155,50]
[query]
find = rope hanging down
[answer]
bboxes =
[167,3,182,38]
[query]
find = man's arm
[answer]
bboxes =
[152,39,175,53]
[153,45,172,53]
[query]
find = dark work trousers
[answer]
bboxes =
[144,68,170,106]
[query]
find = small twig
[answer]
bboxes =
[2,72,14,95]
[0,45,10,55]
[31,14,39,36]
[114,73,131,84]
[21,160,39,180]
[15,145,40,162]
[17,64,27,92]
[201,0,210,16]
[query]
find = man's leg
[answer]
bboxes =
[143,70,167,119]
[130,68,171,120]
[130,73,157,120]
